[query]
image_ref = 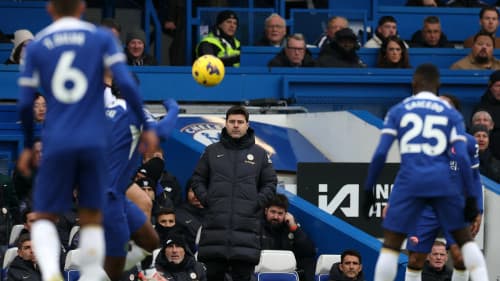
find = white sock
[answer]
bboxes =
[124,242,151,271]
[374,248,400,281]
[32,220,62,280]
[78,225,106,278]
[452,268,469,281]
[461,241,489,281]
[405,267,422,281]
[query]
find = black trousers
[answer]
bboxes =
[204,258,256,281]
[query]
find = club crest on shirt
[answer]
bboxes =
[245,154,255,165]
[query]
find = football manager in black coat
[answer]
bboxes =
[192,105,277,281]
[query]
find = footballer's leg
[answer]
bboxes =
[126,183,153,221]
[451,228,489,281]
[31,213,63,281]
[449,244,468,281]
[374,229,406,281]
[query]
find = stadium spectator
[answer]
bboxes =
[256,13,287,47]
[315,16,349,49]
[125,29,158,66]
[318,28,366,68]
[421,241,453,281]
[154,207,194,252]
[175,180,205,253]
[196,10,241,67]
[474,70,500,158]
[33,93,46,123]
[268,33,316,67]
[328,249,365,281]
[154,234,207,281]
[410,16,453,48]
[157,1,186,65]
[472,125,500,182]
[6,233,42,281]
[191,105,277,281]
[464,7,500,48]
[100,17,121,38]
[471,110,495,137]
[406,0,445,6]
[364,16,409,48]
[261,194,316,281]
[450,31,500,70]
[376,36,411,68]
[4,29,33,65]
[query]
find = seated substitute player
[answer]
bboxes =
[363,64,489,281]
[17,1,157,280]
[102,73,180,281]
[403,94,484,281]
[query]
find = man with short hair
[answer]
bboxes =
[364,16,408,48]
[261,194,316,281]
[451,31,500,70]
[191,105,277,281]
[256,13,287,47]
[421,241,453,281]
[328,249,365,281]
[410,16,453,48]
[464,6,500,48]
[6,233,42,281]
[471,110,494,131]
[316,16,349,49]
[268,34,316,67]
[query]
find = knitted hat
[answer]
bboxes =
[470,124,489,135]
[216,10,239,26]
[11,29,34,50]
[164,233,186,250]
[125,29,146,45]
[335,28,358,41]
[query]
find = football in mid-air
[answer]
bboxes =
[192,55,225,87]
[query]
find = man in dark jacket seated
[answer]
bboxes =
[421,241,452,281]
[261,194,316,281]
[410,16,453,48]
[7,233,42,281]
[318,28,366,68]
[268,33,316,67]
[154,234,207,281]
[328,249,365,281]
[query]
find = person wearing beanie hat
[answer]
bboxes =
[318,27,366,68]
[5,29,34,65]
[195,10,241,67]
[125,29,158,66]
[154,233,207,281]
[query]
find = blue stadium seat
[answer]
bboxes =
[64,249,80,281]
[2,247,18,281]
[254,250,298,281]
[315,254,341,281]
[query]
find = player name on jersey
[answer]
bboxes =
[42,32,85,49]
[404,100,444,112]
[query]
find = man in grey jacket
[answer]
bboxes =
[192,105,277,281]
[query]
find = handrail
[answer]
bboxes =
[143,0,162,64]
